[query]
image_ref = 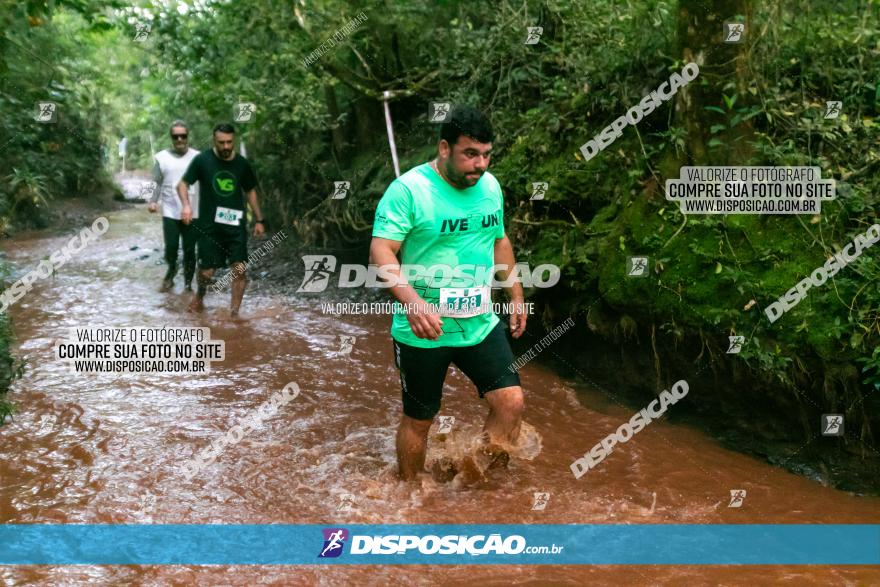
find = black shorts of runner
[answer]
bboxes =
[195,222,248,269]
[393,321,521,421]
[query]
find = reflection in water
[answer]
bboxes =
[1,206,878,584]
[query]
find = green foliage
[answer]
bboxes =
[0,0,117,228]
[2,0,878,409]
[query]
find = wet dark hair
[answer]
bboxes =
[213,123,236,135]
[440,105,494,146]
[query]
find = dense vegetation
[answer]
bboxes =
[1,0,878,483]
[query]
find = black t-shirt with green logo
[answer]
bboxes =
[181,149,257,227]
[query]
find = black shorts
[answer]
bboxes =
[393,321,521,420]
[194,221,248,269]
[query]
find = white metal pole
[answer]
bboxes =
[382,90,400,178]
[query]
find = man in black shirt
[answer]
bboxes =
[177,123,266,316]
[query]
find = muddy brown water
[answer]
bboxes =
[1,204,878,585]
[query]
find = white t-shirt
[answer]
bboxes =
[151,148,200,220]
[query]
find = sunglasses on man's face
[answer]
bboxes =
[171,134,188,140]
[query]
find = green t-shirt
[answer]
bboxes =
[181,149,257,229]
[372,162,506,348]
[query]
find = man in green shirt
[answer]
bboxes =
[370,105,527,481]
[177,123,266,316]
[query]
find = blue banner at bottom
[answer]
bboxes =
[1,524,878,565]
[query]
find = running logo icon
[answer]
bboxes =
[337,335,356,355]
[824,101,842,119]
[727,336,745,354]
[332,181,350,200]
[728,489,746,508]
[336,494,356,512]
[821,414,844,436]
[234,102,256,122]
[297,255,337,292]
[626,256,649,277]
[140,181,157,200]
[34,102,57,123]
[133,23,151,42]
[531,492,550,511]
[318,528,349,558]
[723,22,745,43]
[429,102,451,123]
[437,415,455,434]
[524,27,543,45]
[530,182,549,201]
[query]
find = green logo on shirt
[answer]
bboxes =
[213,171,236,197]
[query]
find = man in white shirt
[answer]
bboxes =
[148,120,200,292]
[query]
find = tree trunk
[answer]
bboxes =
[676,0,754,165]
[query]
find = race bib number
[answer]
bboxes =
[214,206,243,226]
[439,286,491,318]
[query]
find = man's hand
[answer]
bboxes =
[253,222,265,237]
[509,298,527,339]
[407,302,444,341]
[181,205,192,225]
[147,202,158,213]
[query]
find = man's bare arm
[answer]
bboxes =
[494,234,527,338]
[246,189,265,236]
[177,181,193,224]
[369,237,443,340]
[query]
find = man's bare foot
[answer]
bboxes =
[430,457,458,483]
[480,443,510,470]
[159,278,173,292]
[188,296,204,313]
[454,455,485,485]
